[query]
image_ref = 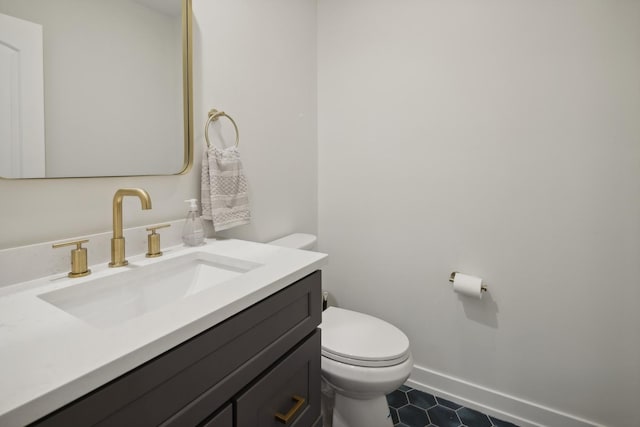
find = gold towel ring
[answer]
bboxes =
[205,108,239,148]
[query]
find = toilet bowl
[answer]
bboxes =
[321,307,413,427]
[268,234,413,427]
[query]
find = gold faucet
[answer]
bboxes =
[109,188,152,267]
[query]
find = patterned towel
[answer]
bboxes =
[201,145,251,231]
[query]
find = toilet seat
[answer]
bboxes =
[320,307,410,368]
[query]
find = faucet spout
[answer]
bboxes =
[110,188,152,267]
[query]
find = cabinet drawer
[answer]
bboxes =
[32,271,321,427]
[201,404,232,427]
[236,330,321,427]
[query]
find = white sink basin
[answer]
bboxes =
[38,252,262,328]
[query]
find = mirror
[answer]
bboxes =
[0,0,192,179]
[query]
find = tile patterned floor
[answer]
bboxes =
[386,385,520,427]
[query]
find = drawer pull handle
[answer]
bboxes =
[275,395,305,424]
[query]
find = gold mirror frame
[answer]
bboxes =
[0,0,193,180]
[180,0,194,176]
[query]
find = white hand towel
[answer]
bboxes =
[201,145,251,231]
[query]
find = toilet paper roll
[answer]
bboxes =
[452,273,484,299]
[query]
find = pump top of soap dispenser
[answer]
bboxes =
[185,199,198,211]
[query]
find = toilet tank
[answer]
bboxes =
[268,233,317,250]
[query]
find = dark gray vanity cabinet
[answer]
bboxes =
[31,271,322,427]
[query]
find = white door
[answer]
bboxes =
[0,12,45,178]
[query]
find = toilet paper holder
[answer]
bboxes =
[449,272,488,292]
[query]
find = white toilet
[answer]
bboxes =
[269,234,413,427]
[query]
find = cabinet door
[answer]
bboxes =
[236,330,321,427]
[201,404,232,427]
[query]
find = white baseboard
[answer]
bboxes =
[407,364,603,427]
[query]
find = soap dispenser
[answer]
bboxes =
[182,199,205,246]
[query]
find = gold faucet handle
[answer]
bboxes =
[52,239,91,278]
[146,224,171,258]
[146,224,171,233]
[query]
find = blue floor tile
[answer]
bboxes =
[407,388,437,409]
[388,385,522,427]
[427,405,461,427]
[398,404,431,426]
[458,407,492,427]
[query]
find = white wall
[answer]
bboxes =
[192,0,318,244]
[318,1,640,426]
[0,0,317,252]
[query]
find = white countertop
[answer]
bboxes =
[0,238,328,427]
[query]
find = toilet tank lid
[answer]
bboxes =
[268,233,317,250]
